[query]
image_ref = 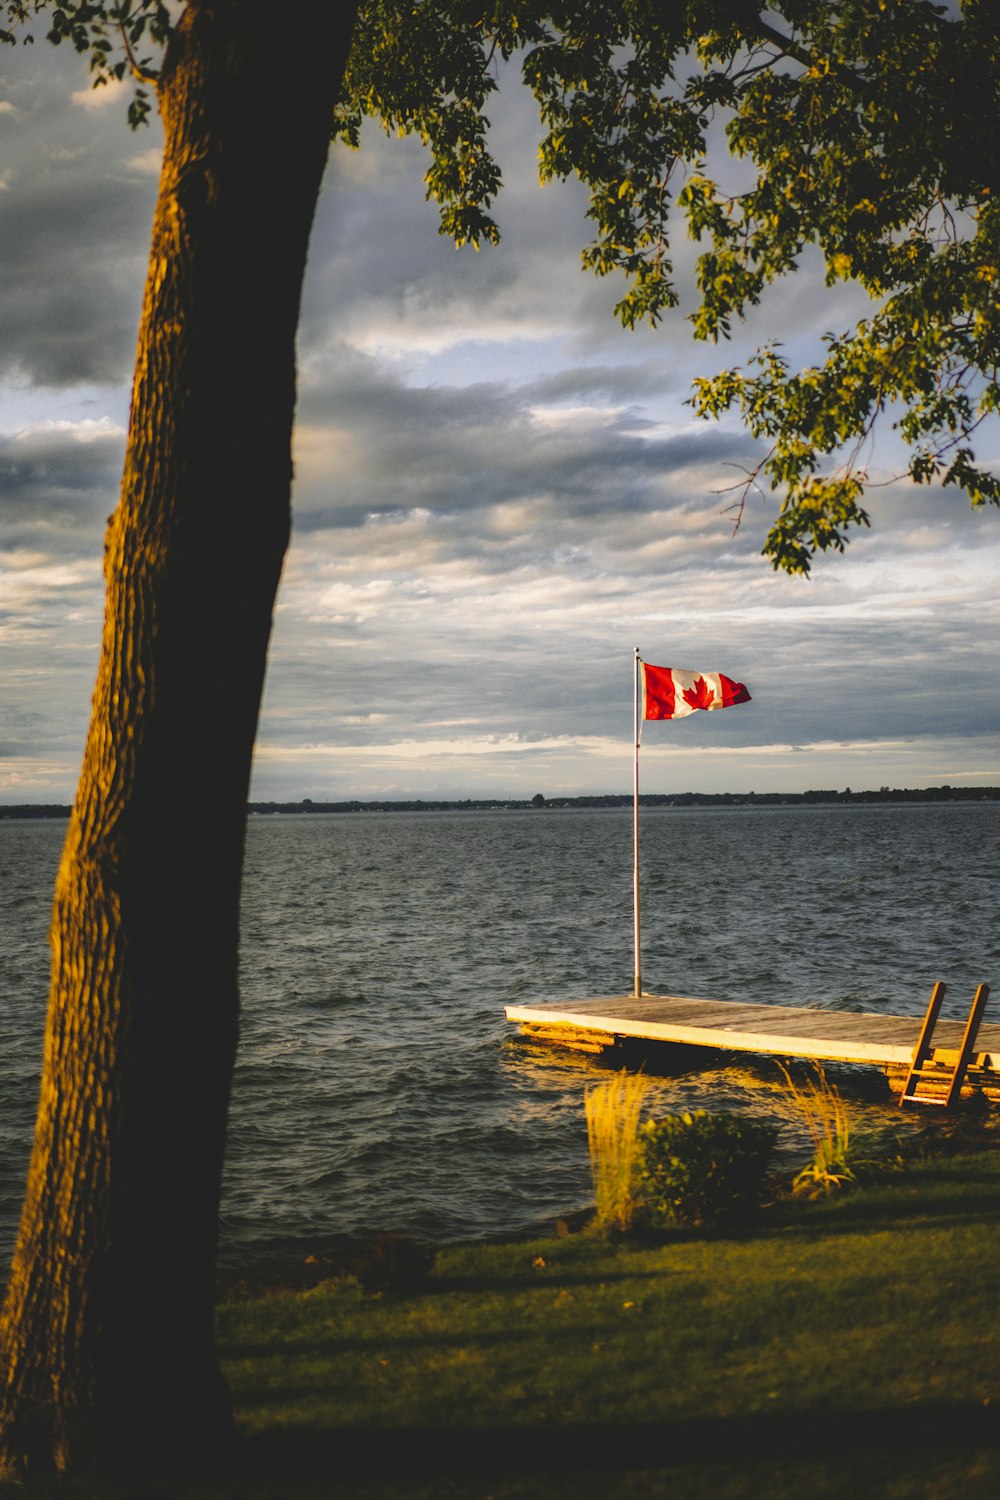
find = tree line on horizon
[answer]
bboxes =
[2,785,998,821]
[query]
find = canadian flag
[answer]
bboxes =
[642,663,751,720]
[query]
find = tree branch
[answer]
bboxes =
[743,8,873,100]
[117,15,159,84]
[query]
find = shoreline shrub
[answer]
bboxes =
[638,1110,779,1227]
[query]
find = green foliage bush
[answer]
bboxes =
[637,1110,779,1228]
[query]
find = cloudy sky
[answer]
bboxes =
[2,34,999,805]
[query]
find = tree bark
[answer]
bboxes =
[0,1,359,1477]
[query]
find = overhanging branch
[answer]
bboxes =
[744,7,873,100]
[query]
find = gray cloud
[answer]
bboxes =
[0,50,157,387]
[0,34,998,803]
[292,345,761,552]
[0,421,123,547]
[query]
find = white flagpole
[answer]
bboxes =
[633,646,641,998]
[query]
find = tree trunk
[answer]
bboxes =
[0,1,359,1477]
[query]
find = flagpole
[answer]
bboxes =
[633,646,641,998]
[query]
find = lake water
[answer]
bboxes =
[1,803,997,1271]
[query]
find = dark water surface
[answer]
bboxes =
[1,804,997,1268]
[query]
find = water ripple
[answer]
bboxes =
[0,803,997,1268]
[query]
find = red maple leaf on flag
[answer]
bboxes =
[682,676,716,712]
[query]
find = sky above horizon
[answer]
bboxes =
[2,37,999,804]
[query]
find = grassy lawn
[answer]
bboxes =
[4,1133,999,1499]
[212,1142,1000,1500]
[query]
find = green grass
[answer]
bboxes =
[4,1139,999,1499]
[214,1144,1000,1499]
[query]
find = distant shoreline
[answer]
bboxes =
[2,785,999,819]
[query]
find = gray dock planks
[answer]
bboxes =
[505,994,1000,1071]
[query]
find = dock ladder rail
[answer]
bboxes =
[899,981,991,1108]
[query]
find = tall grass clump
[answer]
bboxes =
[585,1069,647,1233]
[780,1063,897,1196]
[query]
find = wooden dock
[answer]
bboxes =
[505,993,1000,1094]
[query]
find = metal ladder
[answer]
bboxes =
[899,981,991,1108]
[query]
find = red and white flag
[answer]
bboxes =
[642,663,751,721]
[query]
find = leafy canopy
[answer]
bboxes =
[4,0,999,572]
